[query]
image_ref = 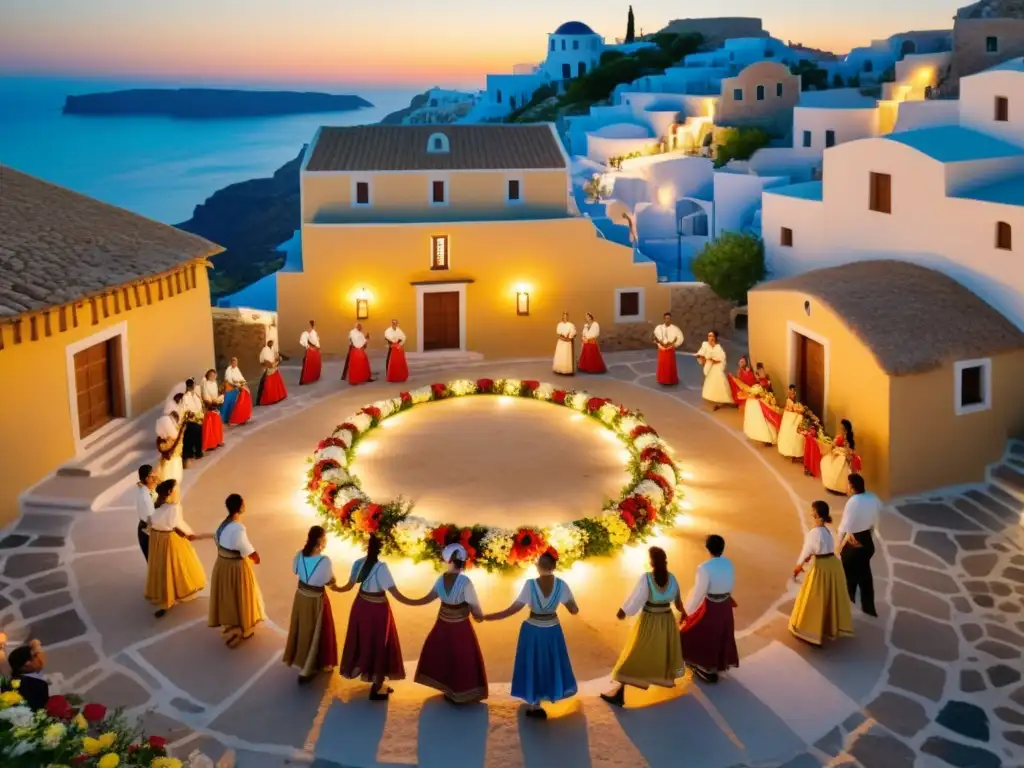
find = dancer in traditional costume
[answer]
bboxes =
[155,412,185,484]
[696,330,732,409]
[820,419,861,494]
[135,464,158,562]
[778,385,806,461]
[256,340,288,406]
[283,526,339,683]
[384,319,408,383]
[727,355,757,409]
[577,312,607,374]
[601,547,685,706]
[837,474,880,617]
[484,551,579,719]
[337,535,414,699]
[654,313,683,386]
[743,373,781,446]
[406,544,488,703]
[755,363,773,392]
[790,501,854,646]
[679,535,739,683]
[164,390,185,420]
[553,312,577,376]
[200,369,224,452]
[222,358,253,426]
[208,494,266,648]
[299,321,322,385]
[180,378,205,466]
[144,479,209,618]
[343,323,373,385]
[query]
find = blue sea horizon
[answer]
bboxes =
[0,75,429,224]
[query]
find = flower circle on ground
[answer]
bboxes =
[306,379,683,571]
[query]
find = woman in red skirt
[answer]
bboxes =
[679,534,739,683]
[578,313,607,374]
[200,369,224,451]
[336,535,414,700]
[409,543,488,704]
[256,341,288,406]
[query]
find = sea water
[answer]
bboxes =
[0,76,422,224]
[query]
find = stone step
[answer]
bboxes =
[990,464,1024,503]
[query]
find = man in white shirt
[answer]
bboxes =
[343,322,373,385]
[837,473,880,617]
[653,312,684,386]
[135,463,158,561]
[383,319,408,383]
[180,378,205,465]
[679,534,739,683]
[299,320,322,385]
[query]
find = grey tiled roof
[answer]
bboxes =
[304,124,567,172]
[0,165,222,317]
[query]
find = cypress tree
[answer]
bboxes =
[625,5,635,43]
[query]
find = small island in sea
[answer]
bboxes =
[63,88,374,118]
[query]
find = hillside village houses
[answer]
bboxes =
[0,166,222,528]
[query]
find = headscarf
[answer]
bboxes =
[441,543,467,564]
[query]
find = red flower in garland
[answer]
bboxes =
[431,524,452,547]
[619,495,657,527]
[82,702,106,722]
[476,378,494,393]
[338,422,359,437]
[320,483,339,511]
[552,389,568,405]
[459,528,478,566]
[431,382,448,399]
[339,498,362,523]
[360,406,382,421]
[640,446,673,466]
[400,391,412,405]
[620,509,636,529]
[522,380,540,391]
[509,527,547,564]
[317,437,348,452]
[308,458,341,491]
[586,397,609,413]
[354,503,383,533]
[45,695,73,719]
[544,546,559,561]
[645,471,674,501]
[630,424,657,440]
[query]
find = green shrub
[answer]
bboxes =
[692,232,765,303]
[713,127,771,168]
[790,60,829,91]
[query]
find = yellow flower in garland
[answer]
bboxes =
[0,690,24,708]
[151,758,184,768]
[98,754,120,768]
[83,737,103,755]
[599,513,630,546]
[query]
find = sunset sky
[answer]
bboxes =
[0,0,964,88]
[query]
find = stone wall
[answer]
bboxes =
[939,18,1024,95]
[601,283,736,353]
[212,308,275,383]
[660,17,766,49]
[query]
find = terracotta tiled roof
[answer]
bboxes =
[305,124,567,172]
[0,165,222,318]
[753,260,1024,375]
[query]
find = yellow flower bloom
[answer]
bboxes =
[98,754,120,768]
[151,758,183,768]
[83,737,103,755]
[43,722,67,748]
[98,732,117,749]
[0,690,24,708]
[73,713,88,730]
[10,679,20,689]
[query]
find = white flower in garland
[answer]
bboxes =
[632,432,664,453]
[371,399,398,419]
[617,415,642,436]
[633,479,665,508]
[322,466,352,486]
[502,379,522,396]
[449,379,477,397]
[647,462,677,488]
[411,386,433,404]
[349,413,374,434]
[481,527,515,564]
[534,383,555,401]
[0,705,33,729]
[393,517,431,557]
[598,403,620,426]
[545,523,588,563]
[334,486,368,507]
[330,428,355,449]
[567,391,590,411]
[316,445,348,465]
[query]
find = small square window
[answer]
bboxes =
[802,130,812,148]
[431,180,446,204]
[756,84,765,101]
[986,36,999,53]
[825,130,836,148]
[997,221,1012,250]
[507,179,521,201]
[355,181,370,205]
[780,227,793,247]
[733,88,743,101]
[776,82,783,97]
[619,291,640,317]
[995,96,1009,122]
[430,235,449,270]
[955,358,991,415]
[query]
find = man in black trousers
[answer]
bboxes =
[135,464,158,561]
[837,473,880,617]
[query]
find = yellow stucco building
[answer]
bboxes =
[0,166,222,526]
[749,260,1024,498]
[277,124,669,360]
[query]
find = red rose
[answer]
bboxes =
[400,391,412,402]
[476,378,494,393]
[552,390,567,405]
[316,437,347,452]
[82,702,107,722]
[149,735,168,750]
[620,509,636,529]
[431,525,452,547]
[361,406,381,420]
[586,397,608,413]
[431,382,448,399]
[319,483,339,511]
[630,425,656,439]
[339,498,362,523]
[522,380,540,390]
[45,695,73,719]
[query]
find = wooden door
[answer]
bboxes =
[422,292,460,351]
[797,334,826,418]
[74,340,115,438]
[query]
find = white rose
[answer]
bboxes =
[316,445,347,465]
[534,383,555,401]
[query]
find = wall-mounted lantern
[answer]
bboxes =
[516,288,530,316]
[356,288,370,320]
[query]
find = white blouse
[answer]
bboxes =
[155,415,179,441]
[582,321,600,340]
[182,391,203,418]
[293,553,335,587]
[150,502,193,535]
[683,557,735,615]
[224,365,246,386]
[697,341,727,375]
[434,573,481,609]
[217,521,256,557]
[259,346,278,366]
[384,327,406,345]
[654,324,683,347]
[350,558,395,592]
[201,379,222,404]
[796,526,835,565]
[517,578,574,611]
[621,572,679,616]
[349,329,367,348]
[556,321,577,340]
[299,330,320,349]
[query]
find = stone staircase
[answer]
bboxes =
[987,439,1024,516]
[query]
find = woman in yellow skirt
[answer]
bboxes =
[283,525,340,683]
[601,547,686,707]
[208,494,266,648]
[145,479,210,618]
[790,500,854,645]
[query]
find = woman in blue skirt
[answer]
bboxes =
[483,551,579,719]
